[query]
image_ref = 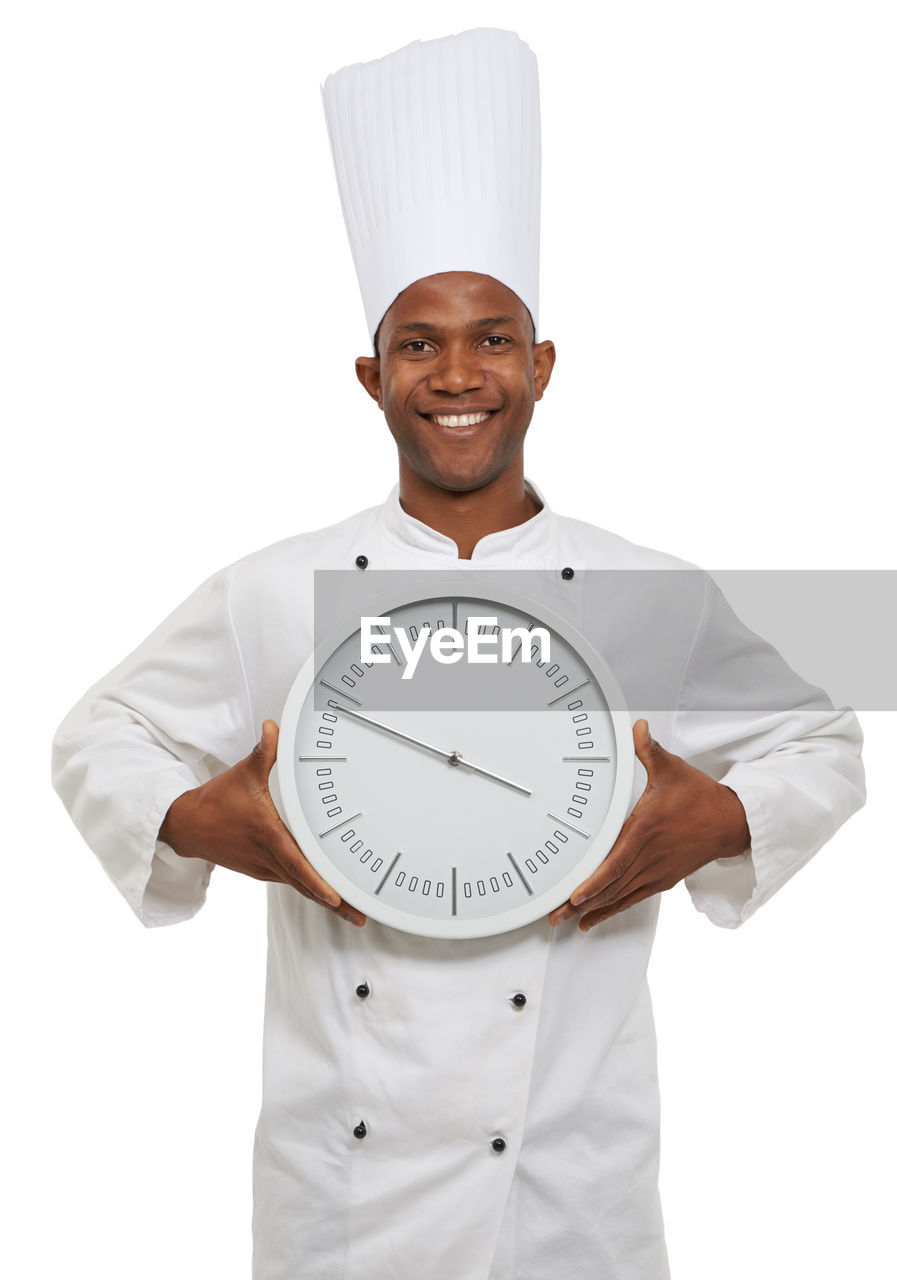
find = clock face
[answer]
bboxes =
[276,581,634,939]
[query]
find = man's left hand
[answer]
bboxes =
[549,719,751,931]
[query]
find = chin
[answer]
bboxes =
[422,465,501,494]
[426,450,516,493]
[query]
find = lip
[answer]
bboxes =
[418,407,499,418]
[418,408,500,439]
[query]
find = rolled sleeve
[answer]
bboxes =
[51,565,256,927]
[673,576,866,928]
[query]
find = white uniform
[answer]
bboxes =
[51,481,865,1279]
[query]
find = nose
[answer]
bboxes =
[426,342,486,396]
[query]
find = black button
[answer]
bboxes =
[355,982,370,999]
[491,1137,506,1152]
[353,1121,367,1139]
[561,566,575,580]
[355,554,369,570]
[511,992,527,1008]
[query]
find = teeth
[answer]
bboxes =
[430,412,492,427]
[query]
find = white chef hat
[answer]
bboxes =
[321,28,541,351]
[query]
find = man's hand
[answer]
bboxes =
[549,719,750,932]
[159,719,366,926]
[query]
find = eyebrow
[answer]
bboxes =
[393,314,521,335]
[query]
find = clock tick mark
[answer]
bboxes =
[319,811,362,837]
[507,852,533,896]
[562,755,611,762]
[506,620,538,664]
[363,621,398,665]
[299,755,348,762]
[548,680,590,706]
[375,852,402,895]
[320,680,362,706]
[451,866,457,916]
[547,811,591,838]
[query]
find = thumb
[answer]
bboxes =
[632,718,662,772]
[251,719,280,778]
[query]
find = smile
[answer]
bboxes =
[427,411,494,427]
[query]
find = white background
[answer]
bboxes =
[3,1,894,1276]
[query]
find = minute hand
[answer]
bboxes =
[330,702,532,797]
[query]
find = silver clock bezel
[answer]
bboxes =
[275,577,635,939]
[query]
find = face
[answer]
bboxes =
[356,272,556,495]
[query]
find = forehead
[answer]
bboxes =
[380,272,530,335]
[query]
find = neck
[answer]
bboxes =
[397,463,541,559]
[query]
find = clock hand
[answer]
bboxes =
[329,702,532,797]
[444,751,532,796]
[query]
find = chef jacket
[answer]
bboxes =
[51,480,865,1280]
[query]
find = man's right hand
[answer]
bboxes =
[158,719,366,926]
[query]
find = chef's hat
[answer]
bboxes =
[322,28,541,350]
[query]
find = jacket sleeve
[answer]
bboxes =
[51,564,256,928]
[672,574,866,928]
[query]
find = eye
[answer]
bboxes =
[403,339,435,353]
[481,335,510,348]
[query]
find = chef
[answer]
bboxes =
[51,28,865,1280]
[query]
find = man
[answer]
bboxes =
[52,29,865,1279]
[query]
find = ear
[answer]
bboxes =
[532,340,557,401]
[355,355,383,407]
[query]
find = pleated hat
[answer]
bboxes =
[321,28,541,350]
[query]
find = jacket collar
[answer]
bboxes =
[379,478,556,563]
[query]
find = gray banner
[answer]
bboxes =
[312,568,896,713]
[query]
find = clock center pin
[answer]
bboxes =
[448,751,463,767]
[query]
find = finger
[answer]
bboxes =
[294,879,366,927]
[633,718,674,779]
[568,874,643,920]
[265,822,368,925]
[578,879,665,931]
[270,862,339,909]
[249,742,364,925]
[277,864,361,920]
[569,810,652,906]
[275,844,342,909]
[633,717,652,757]
[577,828,663,910]
[549,815,657,926]
[250,719,280,779]
[550,854,637,926]
[266,852,366,925]
[550,727,660,929]
[334,902,367,927]
[248,724,365,926]
[254,809,340,905]
[552,861,646,925]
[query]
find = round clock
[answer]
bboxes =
[275,580,634,939]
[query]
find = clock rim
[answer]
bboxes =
[274,576,635,940]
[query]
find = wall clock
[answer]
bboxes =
[275,579,634,939]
